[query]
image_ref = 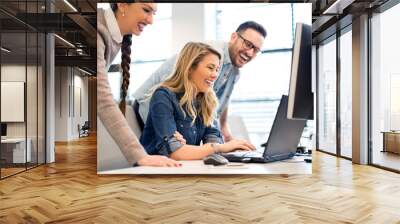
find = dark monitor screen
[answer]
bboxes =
[1,123,6,137]
[287,23,313,120]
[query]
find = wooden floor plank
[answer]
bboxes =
[0,135,400,223]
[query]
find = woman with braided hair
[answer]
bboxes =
[97,3,181,167]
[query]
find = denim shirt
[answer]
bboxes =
[140,87,224,156]
[133,41,240,123]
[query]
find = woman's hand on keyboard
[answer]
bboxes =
[219,139,256,153]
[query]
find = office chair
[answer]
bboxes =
[97,102,143,171]
[79,121,90,138]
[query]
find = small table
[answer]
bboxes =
[381,131,400,154]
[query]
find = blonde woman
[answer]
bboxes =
[97,3,181,166]
[140,42,255,160]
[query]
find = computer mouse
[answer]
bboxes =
[304,158,312,163]
[203,154,229,166]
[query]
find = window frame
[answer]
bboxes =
[315,22,353,160]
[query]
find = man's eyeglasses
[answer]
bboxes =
[237,32,261,54]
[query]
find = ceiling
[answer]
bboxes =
[0,0,96,74]
[309,0,390,43]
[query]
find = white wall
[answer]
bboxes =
[54,67,89,141]
[55,66,70,141]
[72,73,89,138]
[171,3,209,51]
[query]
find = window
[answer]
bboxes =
[317,36,337,155]
[339,28,352,158]
[216,3,294,50]
[370,3,400,171]
[97,3,173,102]
[127,4,172,100]
[216,3,312,144]
[1,0,46,179]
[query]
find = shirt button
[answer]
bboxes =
[180,124,183,127]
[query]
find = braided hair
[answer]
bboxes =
[119,35,132,115]
[110,3,132,115]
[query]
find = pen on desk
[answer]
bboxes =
[226,164,246,167]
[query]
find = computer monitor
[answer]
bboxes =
[287,23,313,120]
[1,123,7,137]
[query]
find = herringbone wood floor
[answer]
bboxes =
[1,135,400,224]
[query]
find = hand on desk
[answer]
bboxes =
[137,155,182,167]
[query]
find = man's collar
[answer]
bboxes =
[223,42,233,65]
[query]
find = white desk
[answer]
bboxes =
[98,156,312,175]
[1,138,31,163]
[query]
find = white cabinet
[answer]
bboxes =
[1,138,32,163]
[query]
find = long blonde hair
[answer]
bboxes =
[160,42,221,126]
